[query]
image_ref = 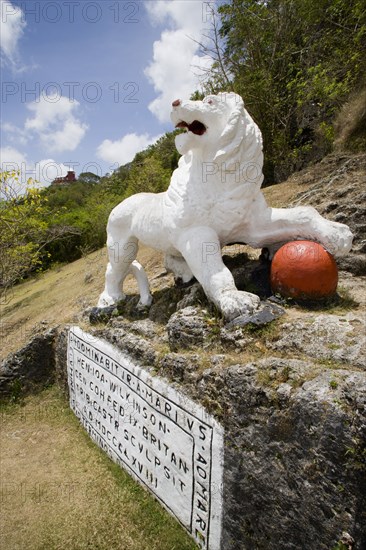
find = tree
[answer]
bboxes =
[202,0,366,182]
[0,172,48,297]
[78,172,101,185]
[125,156,171,196]
[0,171,78,298]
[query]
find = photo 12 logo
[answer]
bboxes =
[202,161,262,184]
[202,2,216,23]
[0,160,105,185]
[2,81,140,105]
[1,2,140,24]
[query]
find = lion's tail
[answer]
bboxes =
[128,260,153,307]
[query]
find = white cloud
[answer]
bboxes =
[0,146,72,189]
[35,159,73,186]
[25,95,76,132]
[40,119,88,154]
[0,145,28,173]
[24,95,88,153]
[0,0,26,66]
[2,122,29,145]
[97,133,161,167]
[3,95,88,154]
[144,0,213,123]
[145,0,205,34]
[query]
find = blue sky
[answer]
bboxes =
[0,0,217,185]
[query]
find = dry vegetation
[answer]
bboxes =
[0,387,198,550]
[0,246,168,361]
[334,88,366,152]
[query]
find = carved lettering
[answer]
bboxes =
[68,327,223,550]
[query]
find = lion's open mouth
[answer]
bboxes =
[175,120,206,136]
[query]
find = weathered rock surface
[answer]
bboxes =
[0,329,56,397]
[211,361,366,550]
[55,303,366,550]
[159,352,200,382]
[167,306,213,351]
[289,153,366,275]
[176,282,206,310]
[226,301,285,329]
[95,321,157,367]
[269,312,366,369]
[54,326,69,394]
[56,317,366,549]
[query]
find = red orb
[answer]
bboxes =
[270,241,338,300]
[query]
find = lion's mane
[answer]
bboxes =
[212,93,264,188]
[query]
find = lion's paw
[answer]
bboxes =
[97,291,125,308]
[217,290,260,321]
[316,221,353,257]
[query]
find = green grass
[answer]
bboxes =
[0,386,198,550]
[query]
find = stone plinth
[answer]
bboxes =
[58,313,366,550]
[67,326,224,550]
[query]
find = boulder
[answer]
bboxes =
[0,328,56,398]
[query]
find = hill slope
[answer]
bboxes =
[1,151,365,550]
[1,152,365,363]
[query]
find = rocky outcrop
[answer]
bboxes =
[191,360,366,550]
[1,233,365,549]
[53,298,365,550]
[0,328,56,398]
[167,306,214,351]
[289,153,366,275]
[269,313,366,369]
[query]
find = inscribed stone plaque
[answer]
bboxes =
[67,326,224,550]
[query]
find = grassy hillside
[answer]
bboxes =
[2,151,365,363]
[0,245,166,361]
[0,387,198,550]
[1,152,365,550]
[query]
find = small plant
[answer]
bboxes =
[244,319,280,338]
[8,379,23,403]
[328,343,341,350]
[279,365,291,383]
[345,440,366,472]
[329,380,338,390]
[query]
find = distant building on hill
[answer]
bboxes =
[51,171,77,186]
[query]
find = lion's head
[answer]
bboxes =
[171,92,264,187]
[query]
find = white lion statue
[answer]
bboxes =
[98,92,353,320]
